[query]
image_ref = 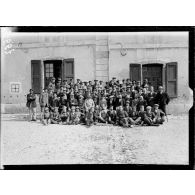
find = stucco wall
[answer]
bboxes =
[1,32,193,114]
[108,32,193,114]
[1,45,95,105]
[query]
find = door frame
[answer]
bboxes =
[34,57,75,89]
[142,63,163,90]
[130,59,167,88]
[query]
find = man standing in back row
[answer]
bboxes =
[155,86,170,115]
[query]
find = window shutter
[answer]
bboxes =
[31,60,42,94]
[129,64,141,81]
[63,59,74,83]
[166,62,178,98]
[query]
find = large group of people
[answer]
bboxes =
[26,77,170,127]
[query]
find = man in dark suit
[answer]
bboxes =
[155,86,170,115]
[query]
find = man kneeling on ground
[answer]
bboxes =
[85,108,94,126]
[107,106,117,125]
[59,106,69,125]
[152,104,165,125]
[42,106,51,125]
[116,106,129,127]
[144,106,159,126]
[129,106,142,126]
[50,107,60,124]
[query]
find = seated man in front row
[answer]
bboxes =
[152,104,165,124]
[128,105,142,126]
[116,105,129,127]
[144,106,159,126]
[107,106,117,125]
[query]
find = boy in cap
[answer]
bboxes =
[47,77,56,93]
[128,105,141,126]
[93,105,100,124]
[137,95,147,111]
[107,95,115,110]
[78,94,84,110]
[84,93,95,113]
[26,89,37,121]
[58,86,64,98]
[50,92,59,111]
[69,78,74,88]
[56,77,62,91]
[39,88,49,120]
[135,81,141,91]
[92,89,99,106]
[107,106,117,125]
[59,93,68,114]
[115,94,125,108]
[147,86,156,107]
[99,106,109,124]
[69,106,77,125]
[109,77,116,87]
[42,106,51,125]
[126,79,131,88]
[75,106,82,125]
[124,100,132,115]
[99,95,107,110]
[142,78,149,88]
[62,80,70,89]
[50,107,60,124]
[75,79,80,88]
[68,92,78,109]
[152,104,165,124]
[138,105,146,125]
[99,81,104,91]
[144,106,159,126]
[59,106,69,125]
[85,108,94,126]
[93,79,99,91]
[116,105,129,127]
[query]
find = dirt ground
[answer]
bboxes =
[1,114,189,165]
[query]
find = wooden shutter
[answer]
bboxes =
[166,62,178,98]
[63,59,74,83]
[129,64,141,81]
[31,60,42,94]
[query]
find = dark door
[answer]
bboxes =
[166,62,177,97]
[44,60,62,88]
[31,60,42,94]
[129,64,141,81]
[142,64,162,90]
[63,59,74,83]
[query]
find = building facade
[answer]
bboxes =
[1,31,193,114]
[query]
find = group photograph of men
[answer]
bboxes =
[26,77,170,128]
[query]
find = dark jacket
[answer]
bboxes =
[26,93,37,108]
[115,98,125,108]
[155,92,170,106]
[39,92,48,107]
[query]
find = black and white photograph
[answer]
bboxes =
[0,27,194,169]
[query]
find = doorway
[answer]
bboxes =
[43,59,74,88]
[142,63,163,90]
[44,60,62,88]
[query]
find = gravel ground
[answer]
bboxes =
[1,114,189,165]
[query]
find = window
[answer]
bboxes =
[11,83,20,93]
[45,63,53,78]
[10,82,21,94]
